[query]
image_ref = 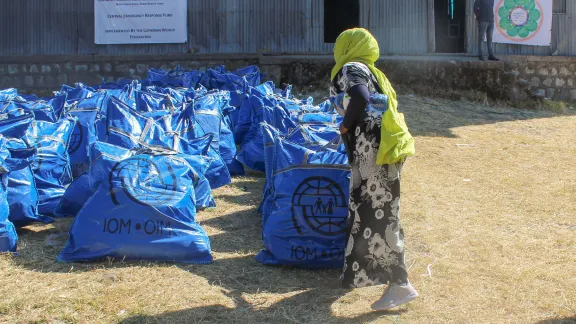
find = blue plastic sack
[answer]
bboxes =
[115,81,142,110]
[106,96,229,190]
[0,88,18,101]
[65,93,107,178]
[292,112,342,125]
[236,91,298,171]
[0,110,50,226]
[25,118,76,216]
[233,65,262,88]
[0,109,35,138]
[135,90,179,113]
[60,84,96,102]
[2,99,58,122]
[169,101,231,188]
[106,96,177,151]
[256,135,350,268]
[5,140,52,227]
[53,172,91,218]
[0,136,19,252]
[257,124,339,217]
[48,94,68,120]
[58,141,213,264]
[193,91,242,176]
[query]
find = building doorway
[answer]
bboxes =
[324,0,360,43]
[434,0,466,53]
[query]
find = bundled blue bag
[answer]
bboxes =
[107,97,229,190]
[0,88,18,101]
[0,136,18,252]
[292,112,342,125]
[147,66,191,88]
[135,90,179,113]
[25,118,76,216]
[58,141,213,264]
[234,87,284,145]
[106,96,177,151]
[193,91,242,176]
[52,135,216,217]
[257,124,339,217]
[236,92,298,171]
[53,172,91,218]
[1,98,58,122]
[64,93,107,178]
[47,94,68,120]
[256,135,350,268]
[5,140,51,227]
[60,83,96,102]
[0,110,50,226]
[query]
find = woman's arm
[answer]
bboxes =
[341,84,370,133]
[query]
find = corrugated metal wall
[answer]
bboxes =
[361,0,429,55]
[0,0,574,57]
[0,0,427,56]
[466,0,576,56]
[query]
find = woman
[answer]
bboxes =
[330,28,418,311]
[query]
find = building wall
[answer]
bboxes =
[0,0,574,56]
[0,0,427,56]
[361,0,429,55]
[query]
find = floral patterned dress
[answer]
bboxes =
[331,62,408,288]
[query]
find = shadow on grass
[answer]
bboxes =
[118,254,401,323]
[536,318,576,324]
[119,287,402,324]
[11,197,402,323]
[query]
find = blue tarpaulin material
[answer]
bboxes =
[58,141,213,264]
[25,118,76,216]
[0,136,18,252]
[65,93,107,178]
[256,134,350,268]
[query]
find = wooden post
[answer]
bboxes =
[428,0,436,53]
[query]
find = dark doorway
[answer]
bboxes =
[324,0,360,43]
[434,0,466,53]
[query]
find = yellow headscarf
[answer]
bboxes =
[332,28,415,165]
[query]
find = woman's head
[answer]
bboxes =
[331,28,380,80]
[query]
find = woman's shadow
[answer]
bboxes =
[118,252,405,324]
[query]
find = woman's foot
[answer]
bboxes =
[370,282,419,311]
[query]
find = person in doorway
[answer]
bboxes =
[474,0,500,61]
[330,28,418,311]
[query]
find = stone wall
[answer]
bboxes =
[1,54,575,101]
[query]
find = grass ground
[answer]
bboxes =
[1,95,575,324]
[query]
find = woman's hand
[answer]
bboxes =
[340,123,349,135]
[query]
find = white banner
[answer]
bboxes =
[493,0,552,46]
[94,0,187,45]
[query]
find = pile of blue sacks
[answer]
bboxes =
[0,64,356,268]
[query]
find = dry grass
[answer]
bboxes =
[1,95,575,323]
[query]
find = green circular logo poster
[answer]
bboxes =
[493,0,552,46]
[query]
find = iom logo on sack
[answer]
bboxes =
[68,121,83,154]
[109,157,180,207]
[291,176,348,236]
